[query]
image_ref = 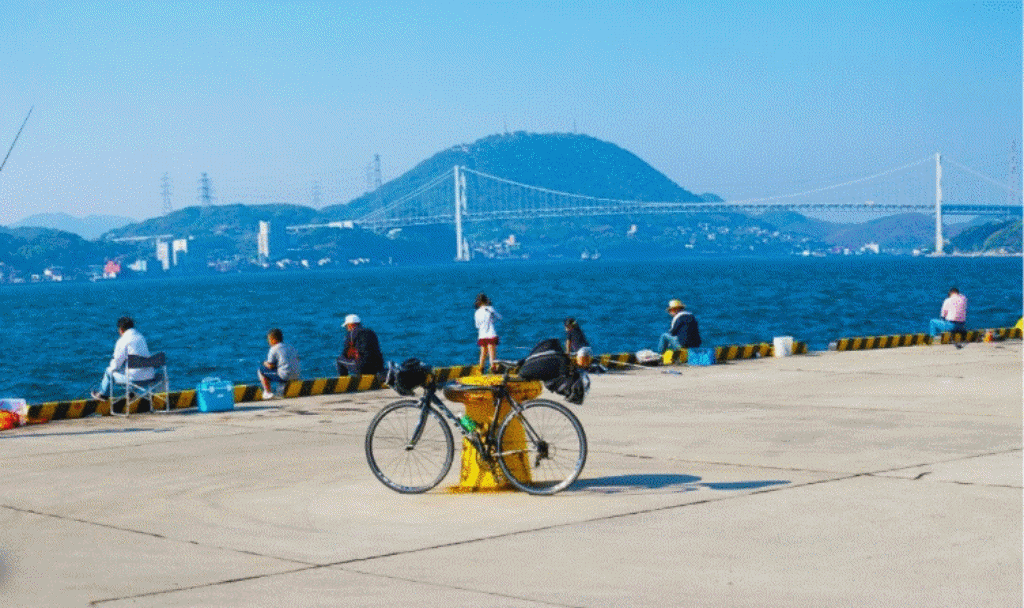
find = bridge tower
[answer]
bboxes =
[454,165,469,261]
[934,153,943,254]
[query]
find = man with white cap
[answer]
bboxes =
[335,314,384,377]
[657,299,702,352]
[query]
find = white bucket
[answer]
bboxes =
[773,336,794,357]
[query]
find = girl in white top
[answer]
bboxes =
[474,293,502,372]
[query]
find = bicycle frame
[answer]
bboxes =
[408,374,540,462]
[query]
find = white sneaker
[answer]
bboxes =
[262,390,275,400]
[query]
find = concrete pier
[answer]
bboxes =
[1,342,1020,607]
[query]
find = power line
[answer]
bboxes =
[0,106,33,174]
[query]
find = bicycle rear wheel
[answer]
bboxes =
[365,400,454,493]
[496,399,587,495]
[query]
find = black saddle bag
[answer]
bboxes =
[518,339,570,382]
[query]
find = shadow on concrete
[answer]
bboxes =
[174,405,277,416]
[571,474,789,494]
[0,427,169,440]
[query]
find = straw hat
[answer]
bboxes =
[666,299,685,312]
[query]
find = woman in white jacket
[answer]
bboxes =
[474,293,501,373]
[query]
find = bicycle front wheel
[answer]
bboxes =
[496,399,587,495]
[365,400,454,493]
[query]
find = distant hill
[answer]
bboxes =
[0,226,119,274]
[10,212,134,240]
[825,213,935,251]
[949,219,1022,253]
[105,203,318,240]
[756,210,841,240]
[322,132,705,221]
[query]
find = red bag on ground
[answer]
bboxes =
[0,410,19,430]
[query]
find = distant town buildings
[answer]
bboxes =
[172,238,188,266]
[156,240,171,271]
[257,221,288,263]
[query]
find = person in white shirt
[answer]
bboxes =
[474,293,502,372]
[92,316,154,400]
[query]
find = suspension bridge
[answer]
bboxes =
[338,153,1021,260]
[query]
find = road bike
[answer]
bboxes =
[364,361,587,495]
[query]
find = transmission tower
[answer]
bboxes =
[1008,138,1021,206]
[161,173,173,215]
[198,172,215,207]
[365,154,383,193]
[311,180,322,208]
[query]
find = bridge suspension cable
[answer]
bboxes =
[943,157,1022,195]
[725,155,936,206]
[357,168,454,227]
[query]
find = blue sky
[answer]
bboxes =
[0,1,1020,225]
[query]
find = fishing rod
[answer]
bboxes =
[0,106,33,174]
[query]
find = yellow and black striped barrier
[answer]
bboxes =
[831,334,931,351]
[25,327,1021,424]
[27,364,483,424]
[934,326,1022,344]
[598,352,638,369]
[659,341,807,365]
[831,327,1021,351]
[716,343,771,361]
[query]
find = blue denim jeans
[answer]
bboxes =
[929,319,966,338]
[657,333,681,352]
[97,370,127,395]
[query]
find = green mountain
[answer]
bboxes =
[0,227,119,276]
[949,219,1022,253]
[323,132,702,221]
[106,203,319,241]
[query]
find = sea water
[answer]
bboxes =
[1,256,1020,403]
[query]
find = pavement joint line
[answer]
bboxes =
[49,449,1024,604]
[864,474,1022,490]
[599,450,851,475]
[89,565,322,606]
[7,426,269,458]
[313,473,868,570]
[866,446,1022,473]
[98,471,863,604]
[679,400,1023,419]
[0,503,319,569]
[331,568,586,608]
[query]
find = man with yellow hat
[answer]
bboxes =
[657,299,702,352]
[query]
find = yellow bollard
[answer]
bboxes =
[443,374,541,492]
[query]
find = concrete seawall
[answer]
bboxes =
[24,326,1021,423]
[1,340,1020,606]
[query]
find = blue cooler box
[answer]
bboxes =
[688,348,716,366]
[197,377,235,412]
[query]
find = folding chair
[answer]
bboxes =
[110,352,169,417]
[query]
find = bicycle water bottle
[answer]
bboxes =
[458,415,477,433]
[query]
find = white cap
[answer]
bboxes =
[344,314,361,326]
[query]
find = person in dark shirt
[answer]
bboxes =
[336,314,384,376]
[564,317,590,355]
[657,299,701,352]
[564,317,593,368]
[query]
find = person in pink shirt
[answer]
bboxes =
[929,287,968,344]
